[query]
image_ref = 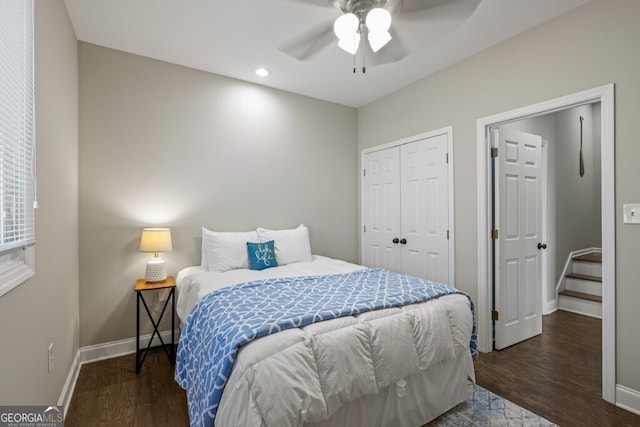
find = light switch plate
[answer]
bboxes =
[623,204,640,224]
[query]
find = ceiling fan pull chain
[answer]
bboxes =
[579,115,585,177]
[362,46,366,73]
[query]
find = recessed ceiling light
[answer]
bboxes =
[255,67,270,77]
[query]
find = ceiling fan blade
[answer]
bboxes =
[399,0,450,14]
[279,21,336,61]
[366,29,408,67]
[282,0,337,8]
[398,0,481,20]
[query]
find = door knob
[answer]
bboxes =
[392,238,399,244]
[537,243,547,250]
[400,238,407,245]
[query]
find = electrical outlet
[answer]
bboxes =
[48,343,54,373]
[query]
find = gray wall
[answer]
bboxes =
[78,43,358,346]
[554,104,602,270]
[358,0,640,394]
[0,0,79,404]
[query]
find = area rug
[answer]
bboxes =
[426,382,557,426]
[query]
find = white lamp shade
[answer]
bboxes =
[368,30,392,52]
[140,228,172,253]
[337,32,361,55]
[366,8,391,33]
[334,13,359,40]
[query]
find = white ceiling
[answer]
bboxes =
[63,0,590,108]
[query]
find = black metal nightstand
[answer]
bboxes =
[134,276,175,373]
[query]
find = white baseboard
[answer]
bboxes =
[79,329,180,364]
[59,328,180,416]
[58,349,81,415]
[616,385,640,416]
[543,299,558,315]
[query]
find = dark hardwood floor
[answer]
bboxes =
[66,311,640,426]
[65,349,189,426]
[474,310,640,427]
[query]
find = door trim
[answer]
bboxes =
[476,84,615,402]
[361,126,455,285]
[540,140,553,315]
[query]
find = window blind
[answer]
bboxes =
[0,0,35,253]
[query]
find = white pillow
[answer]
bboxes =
[256,224,312,266]
[201,227,258,272]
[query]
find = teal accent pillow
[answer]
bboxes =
[247,240,278,270]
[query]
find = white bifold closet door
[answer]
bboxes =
[361,146,402,273]
[362,133,449,284]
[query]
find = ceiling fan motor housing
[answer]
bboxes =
[336,0,401,19]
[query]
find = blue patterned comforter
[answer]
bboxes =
[175,268,477,427]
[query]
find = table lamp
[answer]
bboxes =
[139,228,172,283]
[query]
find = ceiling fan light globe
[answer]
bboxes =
[338,32,360,55]
[368,31,391,52]
[334,13,359,39]
[365,8,391,33]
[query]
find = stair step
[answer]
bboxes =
[559,290,602,303]
[566,272,601,282]
[572,259,602,277]
[566,276,602,296]
[573,252,602,263]
[558,292,602,318]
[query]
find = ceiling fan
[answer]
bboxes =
[281,0,482,71]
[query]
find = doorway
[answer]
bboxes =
[475,84,615,402]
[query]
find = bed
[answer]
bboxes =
[174,225,477,427]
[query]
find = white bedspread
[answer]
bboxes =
[176,255,365,322]
[215,293,473,427]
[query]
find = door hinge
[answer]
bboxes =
[492,310,499,321]
[446,153,449,164]
[363,169,366,177]
[446,229,449,240]
[491,147,499,158]
[363,224,366,233]
[491,229,499,240]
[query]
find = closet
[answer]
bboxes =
[361,129,452,284]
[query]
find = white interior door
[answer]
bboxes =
[494,128,543,350]
[361,147,401,272]
[400,135,449,283]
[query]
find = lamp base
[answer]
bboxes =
[145,258,167,283]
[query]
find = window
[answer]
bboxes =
[0,0,36,297]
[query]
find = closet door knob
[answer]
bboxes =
[400,238,407,245]
[537,243,547,250]
[392,238,399,244]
